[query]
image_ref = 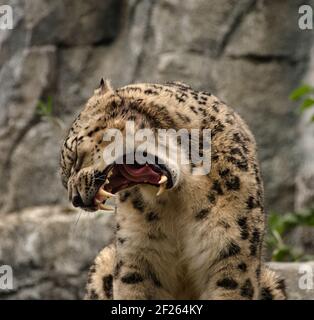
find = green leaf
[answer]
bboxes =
[300,98,314,112]
[299,210,314,226]
[290,85,313,101]
[272,246,291,262]
[268,212,280,229]
[36,96,53,117]
[267,208,314,262]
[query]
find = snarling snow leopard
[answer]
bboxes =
[60,80,286,300]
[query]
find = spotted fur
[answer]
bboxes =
[60,81,286,300]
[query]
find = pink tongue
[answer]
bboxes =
[118,164,160,185]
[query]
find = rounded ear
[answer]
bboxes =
[98,78,114,94]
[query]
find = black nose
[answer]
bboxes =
[72,194,84,207]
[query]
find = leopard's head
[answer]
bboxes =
[60,80,184,212]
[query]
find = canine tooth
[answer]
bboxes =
[98,188,115,198]
[98,203,114,211]
[107,169,113,178]
[158,175,168,185]
[156,183,166,196]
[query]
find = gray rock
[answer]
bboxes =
[0,0,27,66]
[4,121,68,212]
[0,46,57,210]
[296,43,314,211]
[56,45,135,116]
[25,0,122,46]
[55,0,155,114]
[226,0,313,60]
[0,205,114,300]
[140,0,256,58]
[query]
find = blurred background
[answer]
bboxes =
[1,0,314,299]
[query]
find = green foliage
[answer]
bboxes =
[36,96,53,117]
[36,96,64,129]
[267,209,314,262]
[290,84,314,117]
[289,84,313,100]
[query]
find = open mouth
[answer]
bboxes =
[94,162,172,211]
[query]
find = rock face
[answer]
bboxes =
[0,0,314,299]
[0,206,114,299]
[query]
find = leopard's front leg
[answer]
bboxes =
[109,189,175,300]
[199,255,261,300]
[113,253,173,300]
[85,244,173,300]
[85,244,115,300]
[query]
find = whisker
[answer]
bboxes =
[75,211,82,227]
[94,176,107,181]
[70,210,83,237]
[94,178,106,182]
